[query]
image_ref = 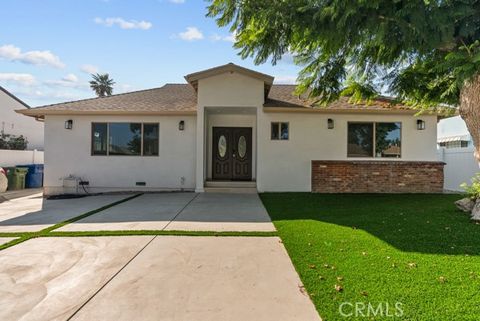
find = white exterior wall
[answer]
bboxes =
[44,114,196,195]
[0,90,44,150]
[40,69,440,194]
[256,112,438,192]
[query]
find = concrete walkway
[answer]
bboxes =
[0,236,320,321]
[58,193,276,232]
[0,193,129,232]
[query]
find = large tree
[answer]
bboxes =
[207,0,480,160]
[89,73,115,97]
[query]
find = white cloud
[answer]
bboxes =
[15,88,87,101]
[178,27,204,41]
[80,64,99,74]
[169,0,185,3]
[94,17,152,30]
[0,73,36,86]
[0,44,65,69]
[274,75,298,84]
[210,34,222,41]
[44,73,88,90]
[210,31,237,43]
[62,73,78,83]
[116,84,136,94]
[222,31,237,42]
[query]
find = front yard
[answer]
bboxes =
[260,193,480,321]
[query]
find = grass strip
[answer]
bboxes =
[0,232,35,238]
[46,230,278,237]
[40,193,143,233]
[0,193,143,251]
[0,235,35,251]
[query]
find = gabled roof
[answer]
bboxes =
[185,63,274,98]
[0,86,30,108]
[17,63,428,118]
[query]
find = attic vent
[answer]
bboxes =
[136,182,146,186]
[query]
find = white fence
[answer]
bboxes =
[437,147,479,191]
[0,149,44,167]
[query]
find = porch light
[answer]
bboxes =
[65,119,73,130]
[178,120,185,131]
[417,119,425,130]
[327,118,334,129]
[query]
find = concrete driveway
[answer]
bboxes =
[58,192,275,232]
[0,236,321,321]
[0,193,129,232]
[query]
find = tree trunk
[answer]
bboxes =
[459,73,480,162]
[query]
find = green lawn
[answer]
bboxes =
[260,193,480,321]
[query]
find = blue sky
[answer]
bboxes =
[0,0,300,107]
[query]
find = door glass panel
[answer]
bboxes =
[218,135,227,158]
[238,136,246,158]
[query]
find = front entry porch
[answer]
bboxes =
[196,106,257,192]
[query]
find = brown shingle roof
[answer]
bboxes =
[18,83,417,118]
[265,85,411,111]
[19,84,197,116]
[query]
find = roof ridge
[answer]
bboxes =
[30,84,177,110]
[0,85,30,108]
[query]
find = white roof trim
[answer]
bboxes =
[437,135,470,143]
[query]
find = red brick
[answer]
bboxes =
[311,160,444,193]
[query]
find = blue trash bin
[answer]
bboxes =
[17,164,44,188]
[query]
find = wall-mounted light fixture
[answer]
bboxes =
[417,119,425,130]
[178,120,185,131]
[327,118,334,129]
[65,119,73,130]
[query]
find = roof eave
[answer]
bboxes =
[16,109,197,118]
[262,106,430,115]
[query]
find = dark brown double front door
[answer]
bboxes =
[212,127,252,181]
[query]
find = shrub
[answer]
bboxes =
[0,133,28,150]
[461,173,480,199]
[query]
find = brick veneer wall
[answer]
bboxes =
[311,160,445,193]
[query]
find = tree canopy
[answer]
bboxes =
[89,73,115,97]
[207,0,480,108]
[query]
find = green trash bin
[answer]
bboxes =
[4,167,15,190]
[6,167,29,190]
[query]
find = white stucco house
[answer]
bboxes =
[18,63,444,195]
[1,86,44,150]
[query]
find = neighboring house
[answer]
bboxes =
[0,86,44,150]
[18,63,444,195]
[437,115,479,191]
[437,115,473,149]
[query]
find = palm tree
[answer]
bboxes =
[89,73,115,97]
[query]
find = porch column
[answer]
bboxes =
[195,106,205,192]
